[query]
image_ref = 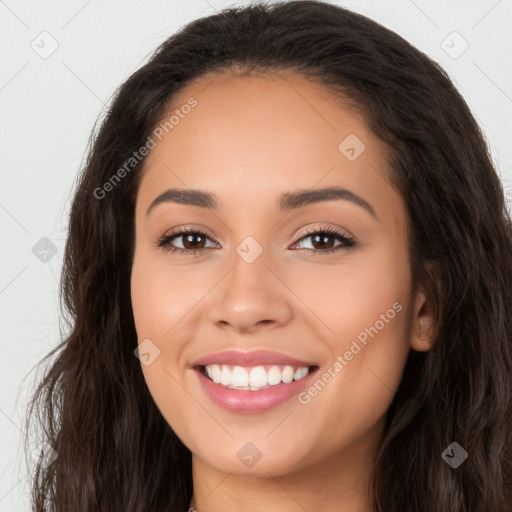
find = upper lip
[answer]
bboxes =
[191,350,317,368]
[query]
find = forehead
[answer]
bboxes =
[136,71,401,220]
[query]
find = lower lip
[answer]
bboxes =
[194,367,318,413]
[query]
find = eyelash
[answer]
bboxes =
[156,225,356,256]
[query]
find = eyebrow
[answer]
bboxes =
[146,185,377,219]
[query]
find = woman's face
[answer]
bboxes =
[131,71,430,477]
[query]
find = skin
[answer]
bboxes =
[130,71,436,512]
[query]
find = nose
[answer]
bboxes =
[207,250,293,335]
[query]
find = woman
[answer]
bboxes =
[24,1,512,510]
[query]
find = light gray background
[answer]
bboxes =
[1,0,511,510]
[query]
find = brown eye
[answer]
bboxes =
[179,232,207,250]
[157,229,218,254]
[291,226,356,255]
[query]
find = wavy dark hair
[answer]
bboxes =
[23,1,512,510]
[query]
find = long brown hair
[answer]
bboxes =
[24,1,512,510]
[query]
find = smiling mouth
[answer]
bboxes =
[196,364,319,391]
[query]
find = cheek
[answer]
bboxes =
[130,247,197,338]
[130,252,198,431]
[130,263,166,339]
[291,244,410,350]
[130,247,210,398]
[290,245,411,418]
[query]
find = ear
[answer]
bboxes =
[410,264,439,352]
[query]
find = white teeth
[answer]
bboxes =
[211,364,221,383]
[249,366,267,387]
[231,366,249,387]
[220,365,231,386]
[294,367,309,380]
[203,364,311,390]
[281,366,294,384]
[267,366,282,385]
